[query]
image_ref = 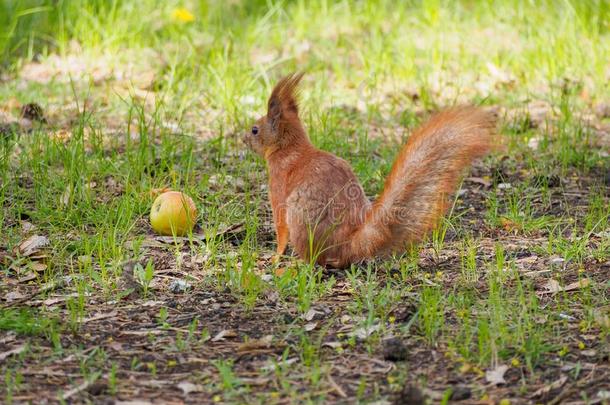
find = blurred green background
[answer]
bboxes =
[2,1,609,112]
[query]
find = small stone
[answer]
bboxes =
[393,384,426,405]
[20,102,46,123]
[382,338,408,362]
[550,257,565,265]
[169,279,191,293]
[450,386,471,400]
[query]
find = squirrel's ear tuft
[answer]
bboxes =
[267,72,304,131]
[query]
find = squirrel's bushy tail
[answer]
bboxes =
[346,107,495,262]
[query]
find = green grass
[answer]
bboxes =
[0,307,58,337]
[0,0,609,403]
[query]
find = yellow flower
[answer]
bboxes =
[511,358,520,367]
[172,7,195,22]
[578,341,585,350]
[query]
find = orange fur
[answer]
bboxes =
[244,73,496,268]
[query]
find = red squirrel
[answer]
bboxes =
[245,73,495,268]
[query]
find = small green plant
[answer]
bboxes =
[157,307,169,327]
[346,265,399,335]
[419,285,444,345]
[212,359,240,392]
[293,329,327,388]
[459,237,479,284]
[431,196,460,258]
[134,260,155,298]
[66,294,86,333]
[4,369,23,404]
[108,362,118,395]
[0,308,58,337]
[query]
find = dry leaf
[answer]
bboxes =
[108,341,123,352]
[237,335,273,353]
[349,323,381,339]
[305,322,318,332]
[564,278,591,291]
[60,187,71,207]
[531,375,567,397]
[593,306,610,328]
[303,308,320,321]
[17,235,49,256]
[30,262,47,272]
[43,296,68,307]
[177,381,203,395]
[544,279,562,293]
[581,349,597,357]
[261,357,298,372]
[322,341,342,349]
[4,291,25,302]
[0,333,16,345]
[264,290,280,302]
[82,311,118,324]
[0,344,26,361]
[211,329,238,342]
[550,257,566,265]
[466,177,492,187]
[485,364,509,385]
[543,278,591,294]
[61,374,100,401]
[21,221,35,232]
[598,391,610,400]
[18,272,37,283]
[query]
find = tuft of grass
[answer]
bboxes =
[0,307,55,335]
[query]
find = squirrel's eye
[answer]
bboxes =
[251,126,259,135]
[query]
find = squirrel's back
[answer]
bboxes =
[277,149,370,264]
